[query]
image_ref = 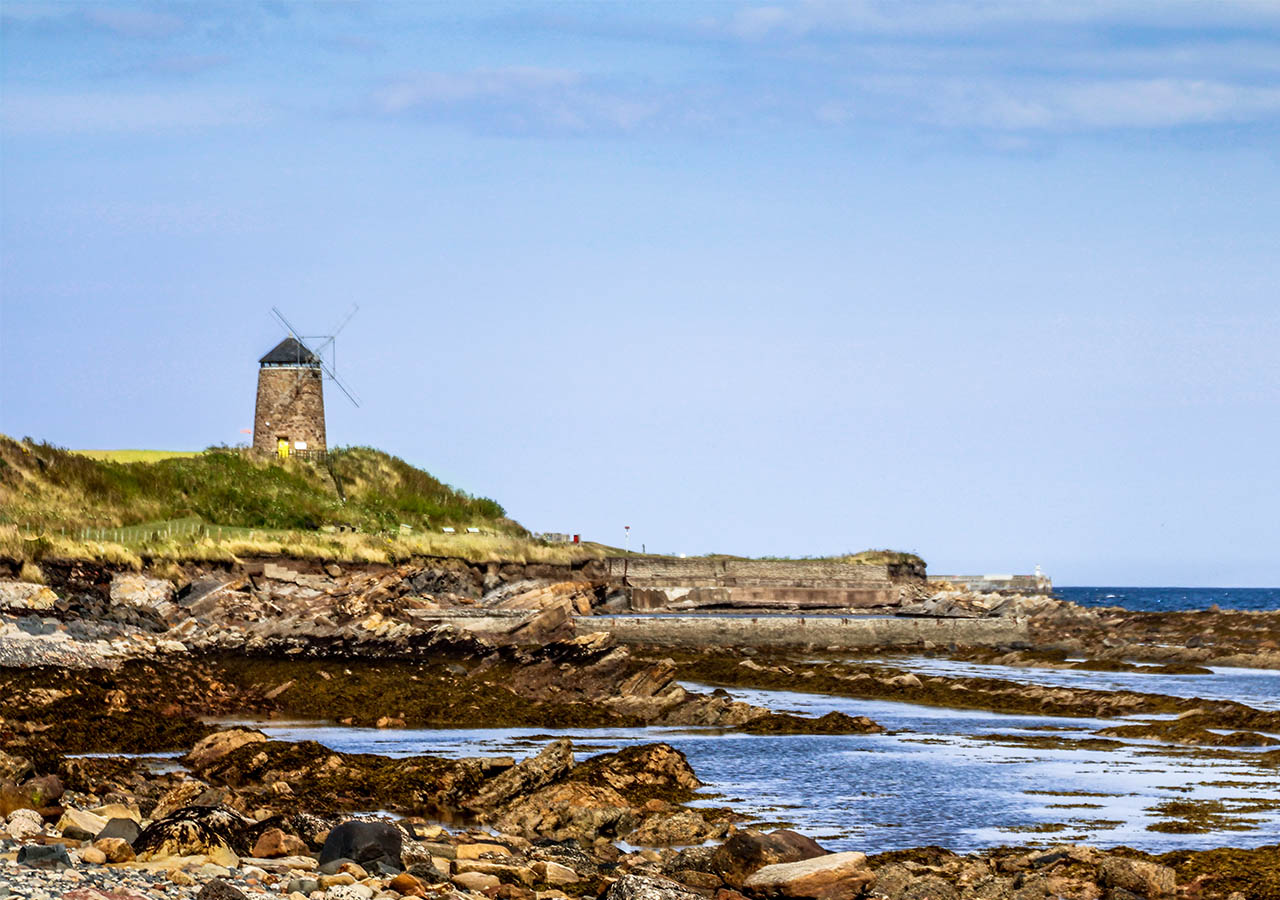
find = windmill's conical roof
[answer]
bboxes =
[259,336,320,366]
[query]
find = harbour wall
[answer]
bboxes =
[575,613,1028,649]
[605,556,922,611]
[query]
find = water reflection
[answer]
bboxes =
[258,683,1280,854]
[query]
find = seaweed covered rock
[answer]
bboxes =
[741,711,883,735]
[198,739,487,816]
[1099,857,1176,898]
[133,804,255,861]
[186,728,267,770]
[469,739,574,809]
[627,809,724,847]
[570,743,701,803]
[496,781,634,843]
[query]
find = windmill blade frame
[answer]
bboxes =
[269,305,361,408]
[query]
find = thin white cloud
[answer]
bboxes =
[2,90,267,136]
[83,7,184,40]
[722,0,1280,39]
[835,75,1280,132]
[371,67,665,135]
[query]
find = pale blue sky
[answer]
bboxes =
[2,2,1278,585]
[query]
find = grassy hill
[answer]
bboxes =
[1,437,510,534]
[0,436,605,566]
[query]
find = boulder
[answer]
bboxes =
[197,880,248,900]
[6,807,45,839]
[186,729,268,770]
[17,843,73,870]
[536,861,581,885]
[110,573,175,612]
[389,872,427,897]
[319,820,403,872]
[133,805,254,860]
[79,846,107,865]
[496,781,633,843]
[742,852,874,900]
[22,774,64,808]
[627,810,721,846]
[251,826,309,858]
[0,580,58,612]
[1099,857,1176,898]
[453,872,501,891]
[57,808,108,841]
[97,817,142,844]
[712,831,828,887]
[93,837,137,863]
[605,873,703,900]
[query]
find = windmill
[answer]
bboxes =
[252,305,360,458]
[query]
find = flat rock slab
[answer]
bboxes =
[743,851,874,900]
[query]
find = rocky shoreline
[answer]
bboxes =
[2,557,1279,898]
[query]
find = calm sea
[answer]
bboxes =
[1057,586,1280,612]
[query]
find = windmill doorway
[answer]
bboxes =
[277,438,289,459]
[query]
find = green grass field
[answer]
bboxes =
[72,449,202,462]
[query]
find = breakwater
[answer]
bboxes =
[574,612,1027,648]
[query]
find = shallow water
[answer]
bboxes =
[259,683,1280,854]
[869,656,1280,710]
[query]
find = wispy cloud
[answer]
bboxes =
[817,76,1280,133]
[83,7,184,40]
[2,89,267,136]
[371,67,666,135]
[718,0,1280,40]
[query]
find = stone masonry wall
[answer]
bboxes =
[252,366,327,454]
[604,557,904,589]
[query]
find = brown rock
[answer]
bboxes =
[456,860,536,886]
[1099,857,1176,898]
[742,852,875,900]
[470,740,575,810]
[250,827,308,859]
[185,729,268,770]
[678,871,724,890]
[495,781,633,843]
[712,831,828,887]
[390,872,427,897]
[93,837,137,863]
[79,846,107,865]
[627,810,720,847]
[534,861,581,885]
[457,842,514,860]
[454,871,502,891]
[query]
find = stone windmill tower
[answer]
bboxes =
[253,307,359,458]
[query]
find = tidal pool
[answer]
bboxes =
[258,684,1280,854]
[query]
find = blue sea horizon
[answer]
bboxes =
[1056,585,1280,612]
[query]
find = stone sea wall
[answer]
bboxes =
[604,557,914,589]
[577,613,1029,648]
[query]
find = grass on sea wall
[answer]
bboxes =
[0,524,613,568]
